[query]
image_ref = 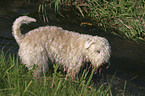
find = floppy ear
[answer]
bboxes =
[85,38,95,49]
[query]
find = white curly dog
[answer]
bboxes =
[12,16,111,77]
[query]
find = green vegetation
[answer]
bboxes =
[0,51,115,96]
[38,0,145,42]
[87,0,145,42]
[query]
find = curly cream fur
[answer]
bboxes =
[12,16,111,77]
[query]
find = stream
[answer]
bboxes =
[0,0,145,95]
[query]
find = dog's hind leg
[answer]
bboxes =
[19,46,49,76]
[32,53,49,76]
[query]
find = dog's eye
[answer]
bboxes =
[96,50,100,53]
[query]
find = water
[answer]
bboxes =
[0,0,145,95]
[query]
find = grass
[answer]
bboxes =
[38,0,145,43]
[0,50,115,96]
[86,0,145,42]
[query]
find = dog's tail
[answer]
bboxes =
[12,16,36,44]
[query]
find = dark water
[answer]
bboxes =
[0,0,145,95]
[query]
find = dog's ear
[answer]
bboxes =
[85,38,95,49]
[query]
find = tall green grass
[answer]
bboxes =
[87,0,145,42]
[38,0,145,43]
[0,51,114,96]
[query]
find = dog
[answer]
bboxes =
[12,16,111,77]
